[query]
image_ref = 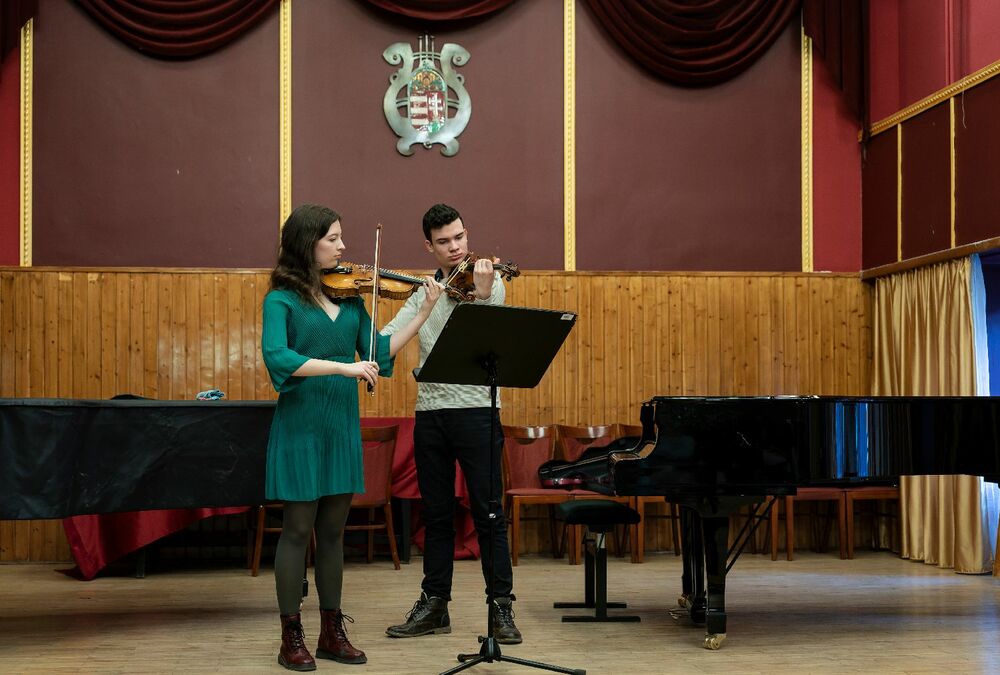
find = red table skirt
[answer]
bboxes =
[63,416,478,580]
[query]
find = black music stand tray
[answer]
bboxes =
[415,303,584,675]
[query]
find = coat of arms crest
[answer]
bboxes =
[383,35,471,157]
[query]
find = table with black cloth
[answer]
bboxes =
[0,399,478,579]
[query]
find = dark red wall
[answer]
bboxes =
[0,52,18,265]
[31,1,280,267]
[864,0,1000,269]
[870,0,1000,123]
[292,0,563,271]
[861,130,897,269]
[574,10,801,271]
[813,48,862,273]
[956,77,1000,247]
[900,105,951,259]
[5,3,863,272]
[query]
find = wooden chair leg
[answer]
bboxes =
[785,496,795,561]
[670,503,681,555]
[251,506,266,577]
[631,498,645,564]
[383,503,400,570]
[367,507,375,564]
[568,524,583,565]
[770,497,779,561]
[510,498,521,567]
[548,505,560,558]
[846,492,856,559]
[837,492,847,559]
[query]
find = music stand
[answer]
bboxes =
[416,303,585,675]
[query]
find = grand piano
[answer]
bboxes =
[539,396,1000,649]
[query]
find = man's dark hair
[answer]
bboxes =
[422,203,461,241]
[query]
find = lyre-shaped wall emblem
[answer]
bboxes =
[383,34,471,157]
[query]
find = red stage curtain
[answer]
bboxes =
[582,0,800,86]
[802,0,868,128]
[0,0,37,65]
[74,0,279,58]
[362,0,518,21]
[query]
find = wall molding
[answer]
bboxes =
[563,0,576,272]
[868,57,1000,138]
[19,20,33,267]
[800,28,813,273]
[279,0,292,229]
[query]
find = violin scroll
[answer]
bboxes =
[443,253,521,302]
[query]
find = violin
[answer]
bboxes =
[442,253,521,302]
[321,263,428,301]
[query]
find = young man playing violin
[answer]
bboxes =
[380,203,522,644]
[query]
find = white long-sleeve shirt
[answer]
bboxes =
[380,272,505,411]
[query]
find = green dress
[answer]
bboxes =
[261,289,393,501]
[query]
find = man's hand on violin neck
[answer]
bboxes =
[420,277,443,313]
[473,257,495,300]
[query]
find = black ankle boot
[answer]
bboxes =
[492,597,523,644]
[385,592,451,638]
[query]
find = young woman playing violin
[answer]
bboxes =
[261,203,440,671]
[381,203,523,646]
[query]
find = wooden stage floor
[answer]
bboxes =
[1,551,998,674]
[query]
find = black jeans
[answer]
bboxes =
[414,408,513,601]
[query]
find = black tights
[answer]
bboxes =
[274,494,353,615]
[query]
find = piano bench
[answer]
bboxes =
[553,500,642,623]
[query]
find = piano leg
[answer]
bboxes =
[700,515,729,650]
[679,508,707,625]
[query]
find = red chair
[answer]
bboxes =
[346,425,401,569]
[501,425,564,566]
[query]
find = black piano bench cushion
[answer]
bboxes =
[556,500,640,531]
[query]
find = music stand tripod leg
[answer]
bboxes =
[413,304,583,674]
[441,359,585,675]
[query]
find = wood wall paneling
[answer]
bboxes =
[0,269,873,562]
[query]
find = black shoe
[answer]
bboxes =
[385,592,451,638]
[492,597,522,645]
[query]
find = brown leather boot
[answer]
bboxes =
[316,609,367,664]
[278,613,316,671]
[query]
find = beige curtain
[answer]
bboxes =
[873,257,995,573]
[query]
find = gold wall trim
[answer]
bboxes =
[19,20,33,267]
[896,125,902,262]
[563,0,576,272]
[949,97,956,248]
[869,57,1000,138]
[800,29,813,273]
[279,0,292,229]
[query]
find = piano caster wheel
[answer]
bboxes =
[703,633,726,650]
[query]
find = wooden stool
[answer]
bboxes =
[844,486,899,559]
[553,500,641,622]
[770,487,846,561]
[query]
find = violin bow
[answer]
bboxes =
[367,223,382,396]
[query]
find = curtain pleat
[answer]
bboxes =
[582,0,800,86]
[361,0,518,20]
[74,0,279,58]
[873,257,996,574]
[0,0,38,66]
